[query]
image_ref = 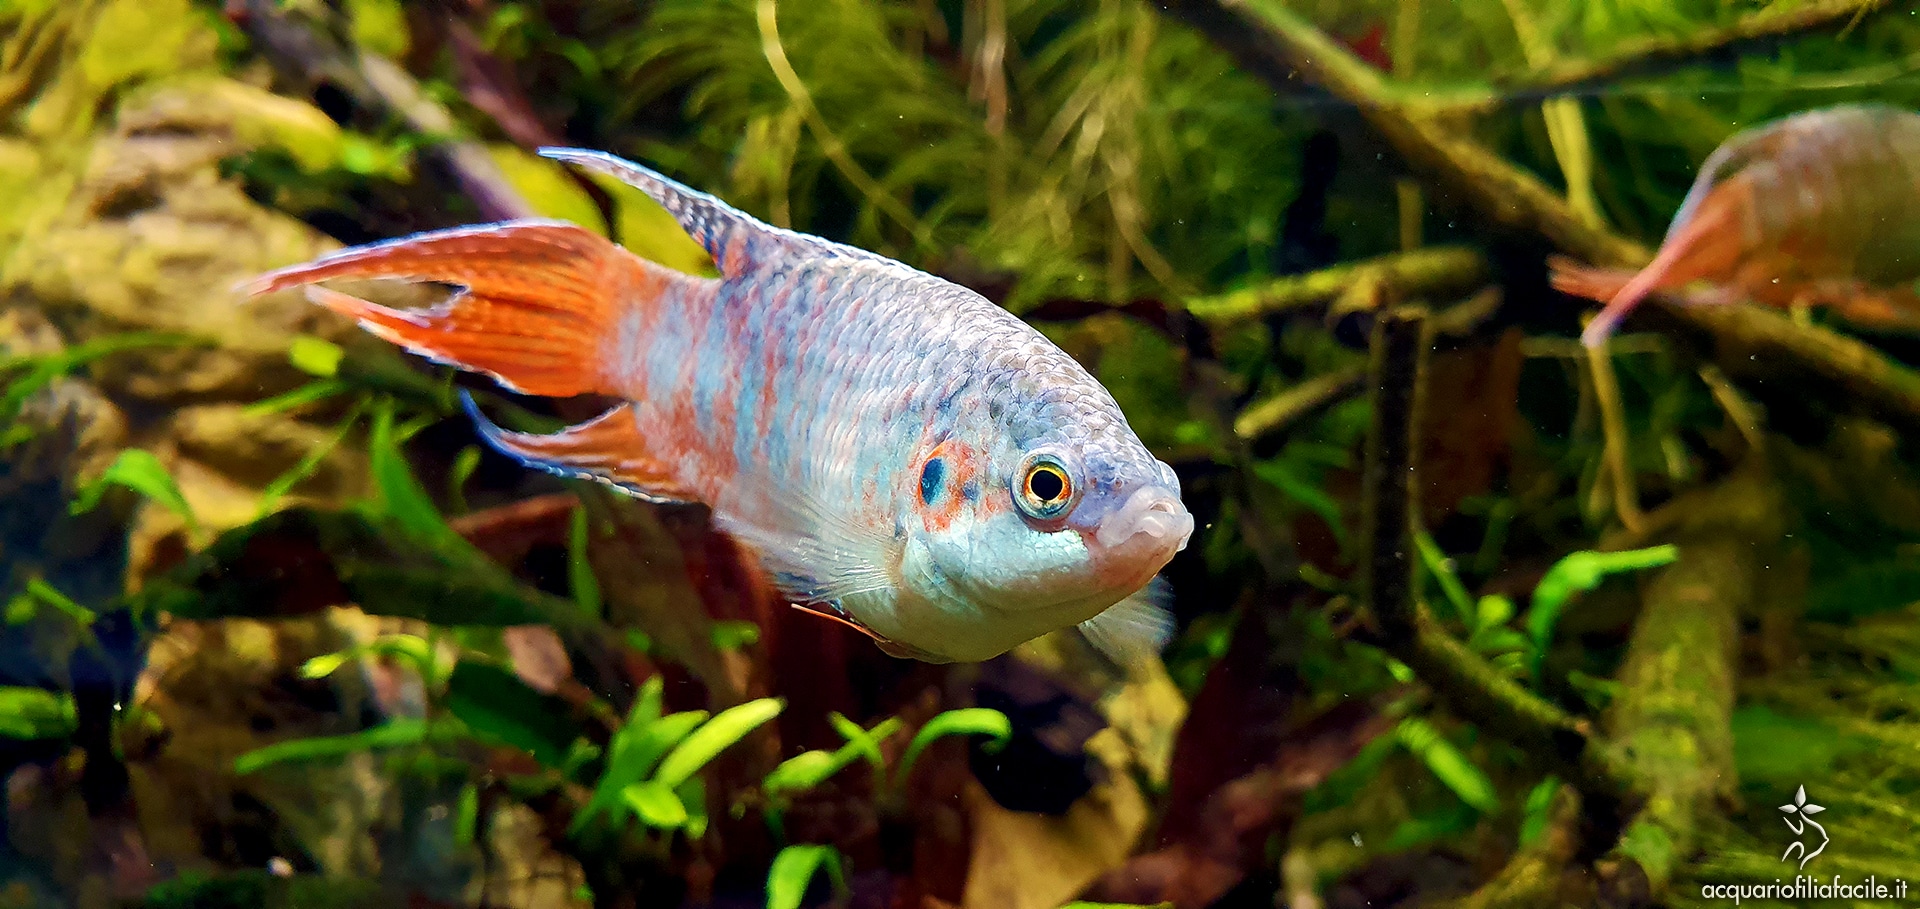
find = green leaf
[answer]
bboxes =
[243,378,350,416]
[287,335,344,378]
[623,780,688,828]
[568,504,601,617]
[1252,456,1346,545]
[454,782,479,846]
[764,715,901,797]
[679,776,709,839]
[1524,545,1679,664]
[1394,717,1498,813]
[2,332,200,429]
[895,708,1011,790]
[258,400,365,517]
[1474,594,1515,632]
[766,844,847,909]
[830,713,901,772]
[368,398,456,545]
[69,449,197,532]
[710,620,761,651]
[234,719,430,774]
[653,698,784,787]
[572,707,709,835]
[0,687,76,740]
[446,661,584,769]
[764,750,841,798]
[1414,530,1474,623]
[1518,777,1560,846]
[448,445,482,515]
[21,579,96,627]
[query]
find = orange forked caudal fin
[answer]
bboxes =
[246,220,686,399]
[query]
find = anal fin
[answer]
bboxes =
[460,392,696,504]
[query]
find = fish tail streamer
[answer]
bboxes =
[247,220,686,399]
[1555,193,1746,348]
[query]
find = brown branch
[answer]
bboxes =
[1435,783,1585,909]
[233,0,534,222]
[1234,287,1502,449]
[1591,464,1781,907]
[1185,246,1487,325]
[1460,0,1898,113]
[1152,0,1920,438]
[1357,306,1630,816]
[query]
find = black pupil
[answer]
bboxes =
[920,457,945,505]
[1028,467,1065,502]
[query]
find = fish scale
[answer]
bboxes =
[247,146,1192,664]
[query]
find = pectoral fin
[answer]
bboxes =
[1077,576,1177,669]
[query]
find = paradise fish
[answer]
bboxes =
[1551,104,1920,348]
[247,148,1194,665]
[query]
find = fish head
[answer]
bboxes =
[887,386,1192,662]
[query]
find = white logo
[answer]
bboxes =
[1779,785,1828,870]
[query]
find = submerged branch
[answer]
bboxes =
[1234,287,1503,448]
[1454,0,1897,113]
[1185,246,1487,325]
[233,0,533,222]
[1357,306,1629,813]
[1153,0,1920,437]
[1594,465,1780,907]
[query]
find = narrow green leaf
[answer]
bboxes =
[1252,456,1345,544]
[830,713,902,772]
[243,378,350,416]
[1394,717,1498,813]
[0,687,76,740]
[710,620,760,651]
[23,580,95,627]
[895,708,1011,789]
[763,750,841,798]
[454,782,479,846]
[233,719,430,774]
[288,335,344,377]
[447,661,584,768]
[568,503,601,617]
[368,398,454,544]
[654,698,784,787]
[448,444,482,515]
[1,332,200,426]
[1414,529,1473,623]
[1518,777,1561,847]
[258,399,364,517]
[623,780,688,828]
[766,844,846,909]
[70,449,197,532]
[1524,545,1679,665]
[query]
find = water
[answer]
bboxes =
[4,1,1920,908]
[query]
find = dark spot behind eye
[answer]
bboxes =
[962,479,980,502]
[921,456,946,505]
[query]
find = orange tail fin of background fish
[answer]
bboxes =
[246,220,669,399]
[1551,186,1749,348]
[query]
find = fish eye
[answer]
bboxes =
[1015,453,1076,520]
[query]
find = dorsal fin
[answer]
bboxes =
[537,147,889,278]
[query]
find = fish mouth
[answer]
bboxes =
[1092,485,1194,554]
